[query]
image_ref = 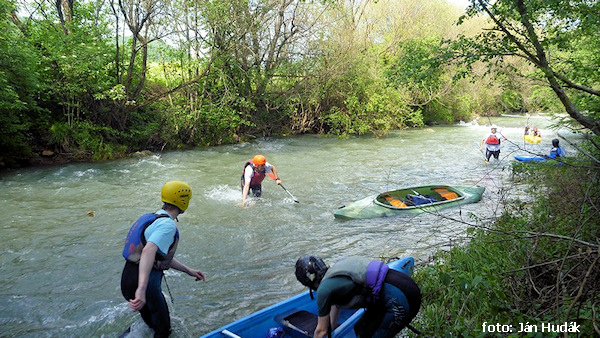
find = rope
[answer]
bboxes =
[162,274,174,304]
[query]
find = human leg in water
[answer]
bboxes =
[250,184,262,197]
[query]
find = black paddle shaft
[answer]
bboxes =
[280,184,300,203]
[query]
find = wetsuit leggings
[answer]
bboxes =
[121,261,171,337]
[486,149,500,161]
[355,270,421,338]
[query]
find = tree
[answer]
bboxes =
[454,0,600,136]
[0,0,44,166]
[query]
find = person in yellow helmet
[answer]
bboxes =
[241,154,282,206]
[121,180,205,337]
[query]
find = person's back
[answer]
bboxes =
[120,181,205,337]
[548,138,565,159]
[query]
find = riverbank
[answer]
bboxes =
[411,158,600,336]
[2,147,161,172]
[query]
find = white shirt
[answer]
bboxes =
[243,162,274,183]
[483,133,502,151]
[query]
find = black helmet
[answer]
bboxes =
[295,255,328,290]
[552,138,559,147]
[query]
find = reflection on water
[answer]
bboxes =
[0,115,561,336]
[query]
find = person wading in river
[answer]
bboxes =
[295,255,421,338]
[121,180,205,337]
[240,154,282,206]
[480,126,507,163]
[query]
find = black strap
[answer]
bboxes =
[140,213,170,246]
[384,269,422,318]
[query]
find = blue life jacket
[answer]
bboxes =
[322,257,389,308]
[123,213,179,270]
[548,147,564,159]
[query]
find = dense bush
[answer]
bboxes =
[412,149,600,336]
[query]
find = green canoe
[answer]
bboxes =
[333,185,485,219]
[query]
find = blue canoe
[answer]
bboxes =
[514,155,548,162]
[200,256,415,338]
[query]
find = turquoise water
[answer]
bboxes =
[0,115,562,337]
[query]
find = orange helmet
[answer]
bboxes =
[253,154,266,166]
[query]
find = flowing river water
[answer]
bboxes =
[0,115,564,337]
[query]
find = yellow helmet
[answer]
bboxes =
[253,154,266,166]
[161,180,192,212]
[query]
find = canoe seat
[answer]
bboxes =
[433,188,458,200]
[383,194,407,208]
[274,310,317,337]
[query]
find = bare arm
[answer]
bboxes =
[129,242,158,311]
[329,305,340,329]
[170,257,205,281]
[241,181,251,206]
[241,165,253,206]
[314,315,330,338]
[271,166,282,185]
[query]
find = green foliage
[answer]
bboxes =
[323,87,421,137]
[414,229,522,336]
[454,0,600,134]
[500,89,524,113]
[183,103,253,146]
[422,101,454,124]
[49,121,123,160]
[385,38,446,103]
[25,4,115,122]
[528,86,562,113]
[0,0,45,166]
[4,0,597,169]
[414,146,600,336]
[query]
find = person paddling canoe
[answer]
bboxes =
[240,155,282,206]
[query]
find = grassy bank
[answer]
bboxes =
[412,156,600,336]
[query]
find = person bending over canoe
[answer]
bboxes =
[240,154,282,206]
[295,255,421,338]
[480,125,507,163]
[121,181,205,337]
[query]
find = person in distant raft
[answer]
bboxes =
[121,180,205,337]
[480,126,507,163]
[295,255,421,338]
[240,154,282,206]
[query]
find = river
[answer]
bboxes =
[0,115,562,337]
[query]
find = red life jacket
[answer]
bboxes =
[243,160,266,186]
[485,134,500,145]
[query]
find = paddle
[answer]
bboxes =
[280,184,300,203]
[475,141,487,163]
[221,329,242,338]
